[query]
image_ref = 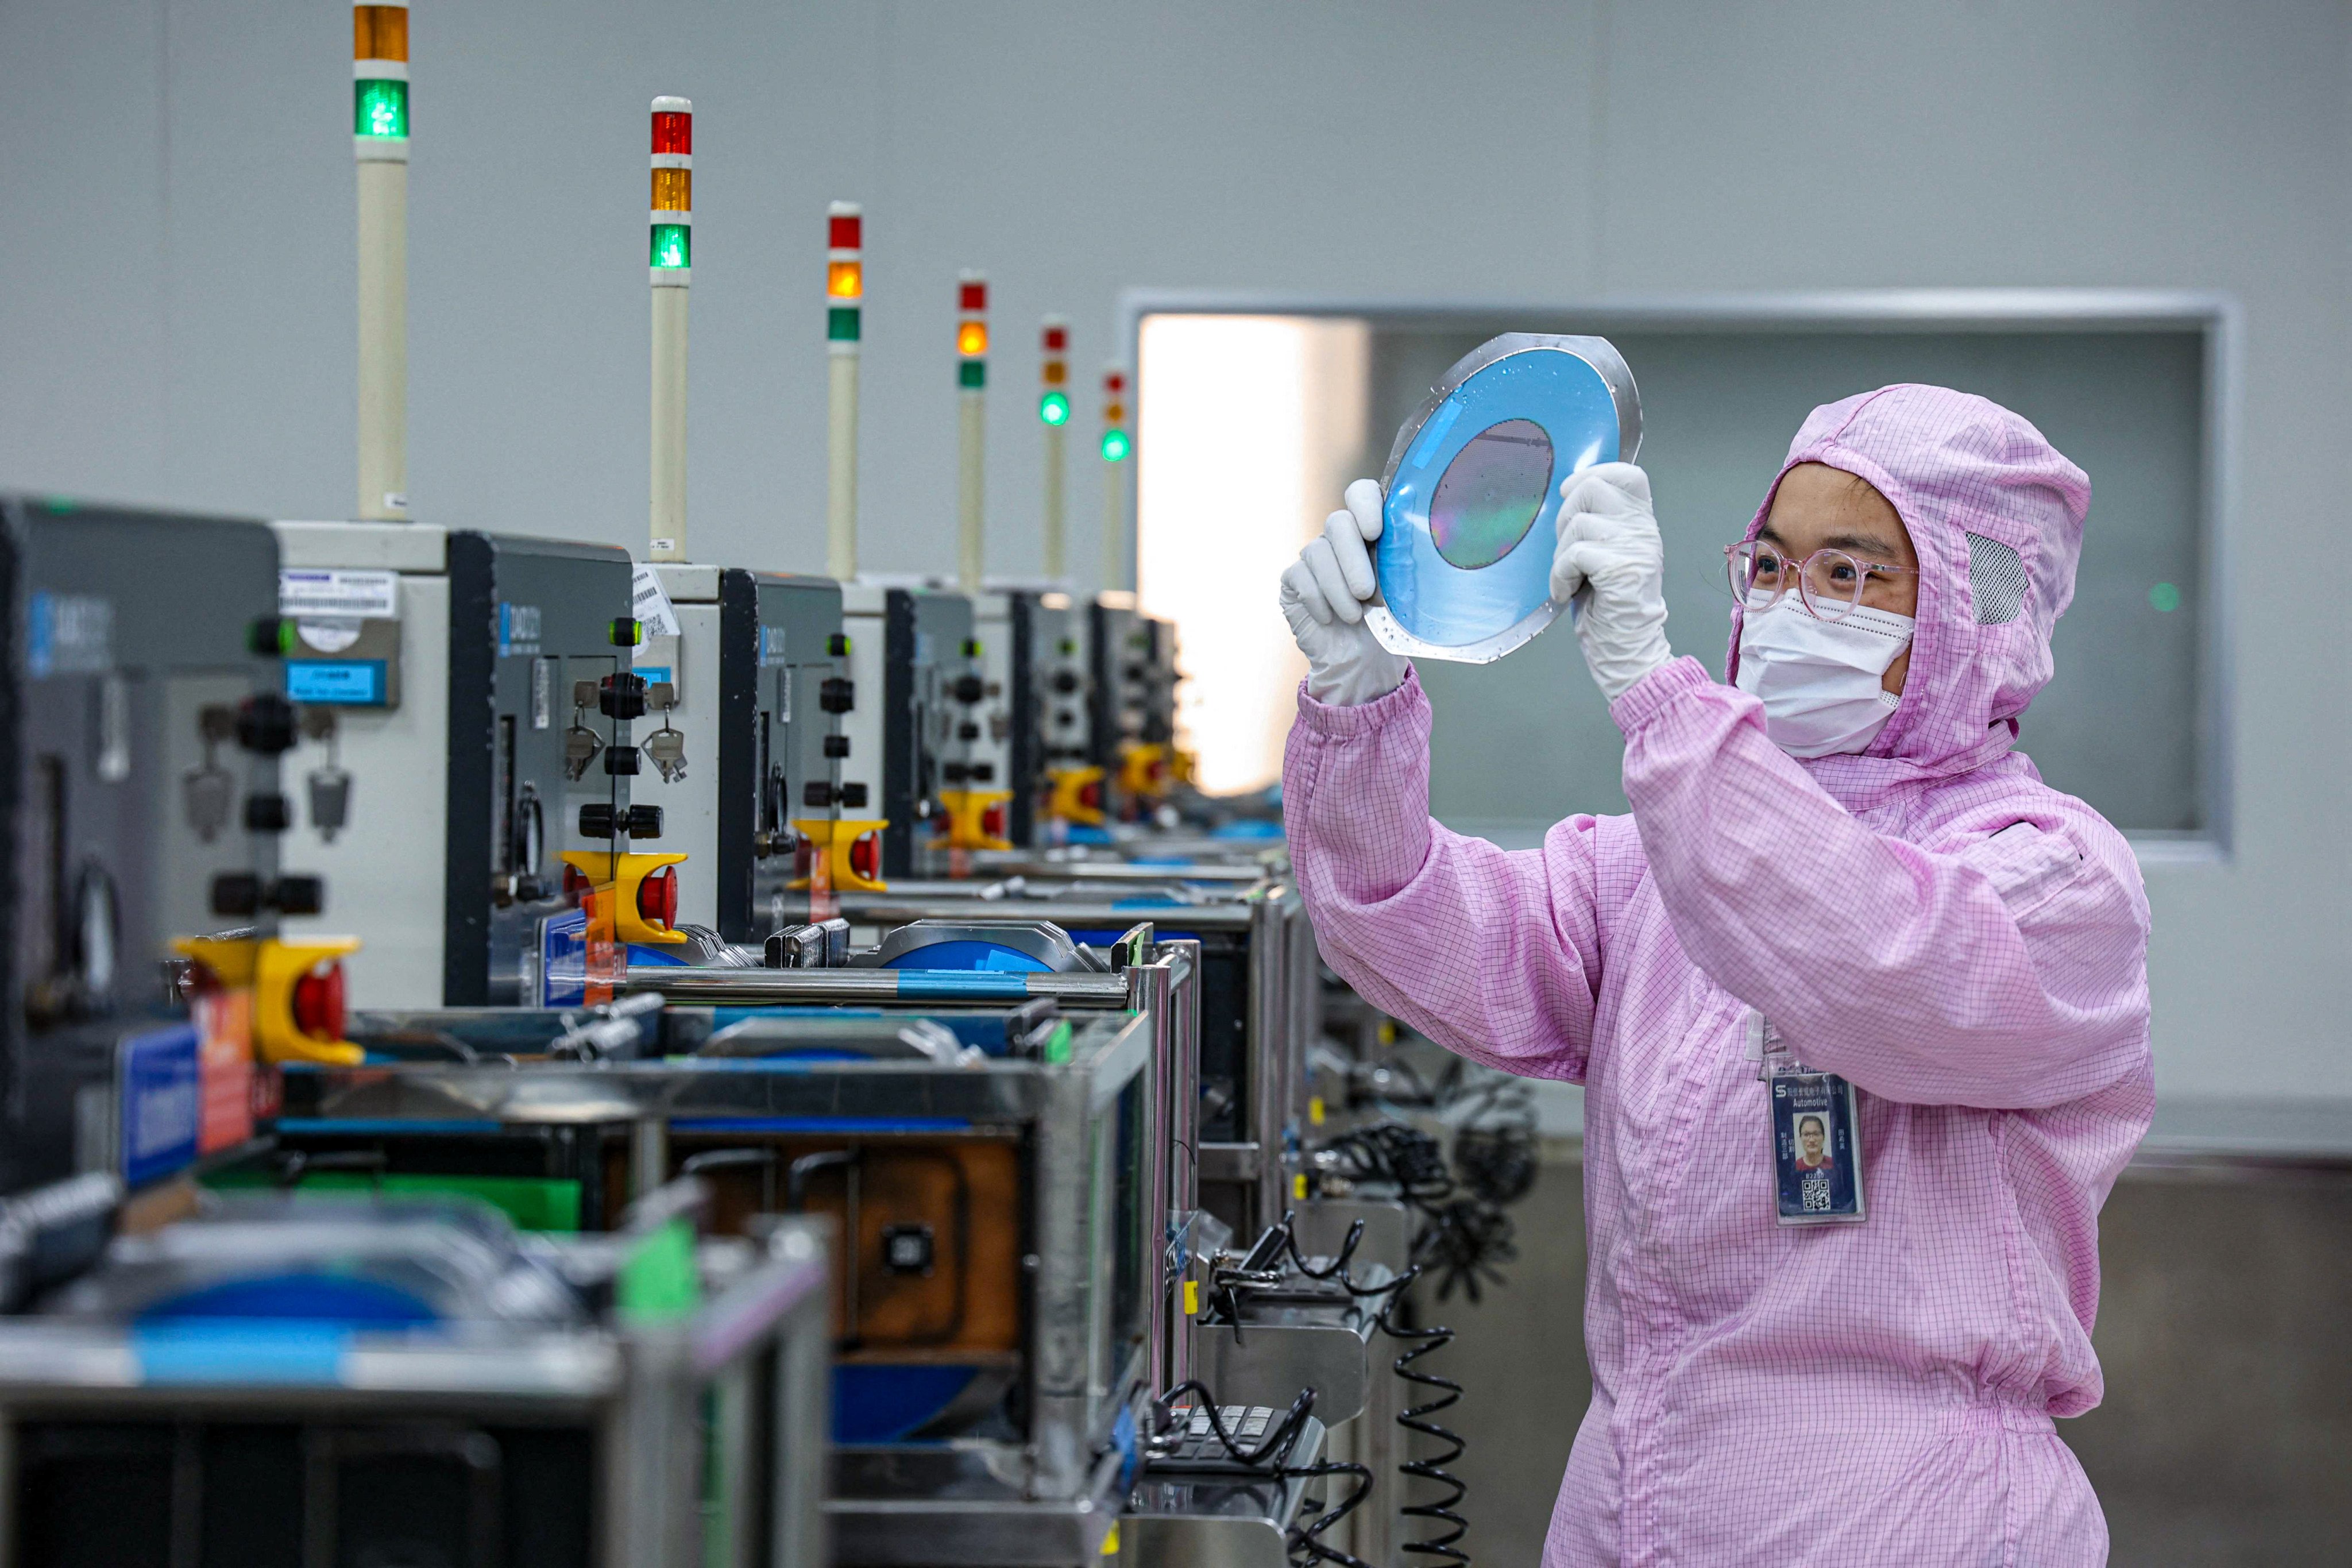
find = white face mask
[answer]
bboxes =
[1733,597,1914,759]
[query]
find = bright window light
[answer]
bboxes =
[1137,314,1369,794]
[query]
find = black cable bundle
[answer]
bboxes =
[1415,1197,1518,1304]
[1265,1145,1482,1567]
[1152,1378,1378,1568]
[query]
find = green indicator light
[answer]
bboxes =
[2149,581,2181,613]
[827,306,861,343]
[649,223,691,269]
[1038,390,1071,426]
[354,78,408,139]
[958,360,987,389]
[1100,428,1131,462]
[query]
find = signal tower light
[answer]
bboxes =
[827,203,863,342]
[648,96,692,281]
[957,274,988,384]
[353,2,410,520]
[353,3,410,152]
[1101,368,1131,463]
[825,202,863,581]
[1039,319,1070,426]
[647,96,691,563]
[955,272,988,592]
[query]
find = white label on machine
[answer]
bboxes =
[295,619,362,653]
[279,568,400,619]
[631,565,683,640]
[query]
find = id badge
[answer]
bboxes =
[1768,1064,1866,1225]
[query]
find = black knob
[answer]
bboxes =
[609,617,642,648]
[840,782,869,809]
[950,674,986,705]
[970,763,995,783]
[604,746,640,776]
[578,804,617,839]
[242,794,293,832]
[820,677,855,715]
[235,694,299,755]
[1124,664,1144,682]
[827,632,851,657]
[1055,712,1076,728]
[211,872,263,917]
[246,617,291,658]
[598,673,648,721]
[942,762,970,784]
[269,876,325,916]
[1051,671,1080,694]
[802,781,835,809]
[956,722,980,742]
[823,734,851,758]
[626,805,664,839]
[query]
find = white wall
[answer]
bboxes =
[2,0,2345,1103]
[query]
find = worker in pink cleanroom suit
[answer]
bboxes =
[1278,384,2152,1566]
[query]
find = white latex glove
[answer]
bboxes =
[1551,461,1674,701]
[1279,477,1409,706]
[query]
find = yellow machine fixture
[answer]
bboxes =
[939,789,1013,852]
[559,850,690,947]
[1045,764,1107,828]
[794,817,889,894]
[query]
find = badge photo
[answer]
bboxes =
[1770,1069,1866,1225]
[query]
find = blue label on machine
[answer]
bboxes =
[118,1024,200,1188]
[538,908,686,1007]
[540,909,589,1006]
[285,659,387,705]
[498,603,543,658]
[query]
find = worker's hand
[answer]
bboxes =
[1552,462,1673,702]
[1280,478,1409,706]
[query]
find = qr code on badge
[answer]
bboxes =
[1802,1171,1833,1212]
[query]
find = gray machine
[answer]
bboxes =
[0,1182,831,1568]
[838,880,1316,1241]
[270,523,638,1008]
[0,497,306,1195]
[631,566,851,942]
[871,584,979,879]
[273,979,1180,1567]
[1005,589,1086,848]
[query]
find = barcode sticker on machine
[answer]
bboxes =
[631,565,683,639]
[280,568,399,619]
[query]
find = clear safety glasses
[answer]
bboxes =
[1724,540,1920,623]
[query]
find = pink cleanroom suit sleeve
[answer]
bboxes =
[1612,657,2152,1110]
[1282,670,1601,1082]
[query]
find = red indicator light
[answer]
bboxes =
[637,865,679,930]
[983,802,1007,840]
[1044,326,1068,352]
[292,961,347,1042]
[959,280,987,312]
[829,213,862,250]
[849,831,882,883]
[1105,373,1126,393]
[651,112,691,155]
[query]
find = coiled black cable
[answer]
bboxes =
[1387,1296,1469,1565]
[1254,1193,1475,1566]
